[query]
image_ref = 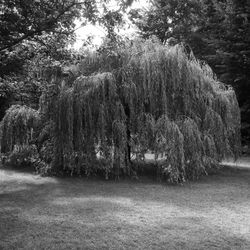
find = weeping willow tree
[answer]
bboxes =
[0,105,40,153]
[43,38,241,182]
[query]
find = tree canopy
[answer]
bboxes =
[0,0,82,52]
[129,0,250,146]
[0,0,135,121]
[1,38,240,182]
[0,1,244,182]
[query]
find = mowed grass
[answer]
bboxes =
[0,167,250,250]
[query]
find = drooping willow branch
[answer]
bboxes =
[0,105,40,153]
[48,38,241,182]
[0,38,241,182]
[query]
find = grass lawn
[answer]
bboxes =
[0,166,250,250]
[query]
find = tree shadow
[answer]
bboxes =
[1,166,250,249]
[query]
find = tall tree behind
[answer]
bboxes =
[130,0,250,147]
[0,0,134,120]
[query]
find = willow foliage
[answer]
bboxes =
[52,72,127,176]
[0,105,40,153]
[39,38,242,182]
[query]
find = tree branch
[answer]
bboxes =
[0,1,86,52]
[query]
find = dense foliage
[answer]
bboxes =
[0,105,40,153]
[130,0,250,147]
[0,0,135,123]
[9,38,238,182]
[0,1,243,182]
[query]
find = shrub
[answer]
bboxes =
[0,105,40,153]
[5,144,38,168]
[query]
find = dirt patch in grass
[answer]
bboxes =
[0,166,250,249]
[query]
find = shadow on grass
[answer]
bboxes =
[0,166,250,249]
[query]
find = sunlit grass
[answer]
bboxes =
[0,166,250,249]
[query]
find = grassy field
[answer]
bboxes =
[0,166,250,250]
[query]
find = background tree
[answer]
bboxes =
[0,0,134,120]
[0,0,83,120]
